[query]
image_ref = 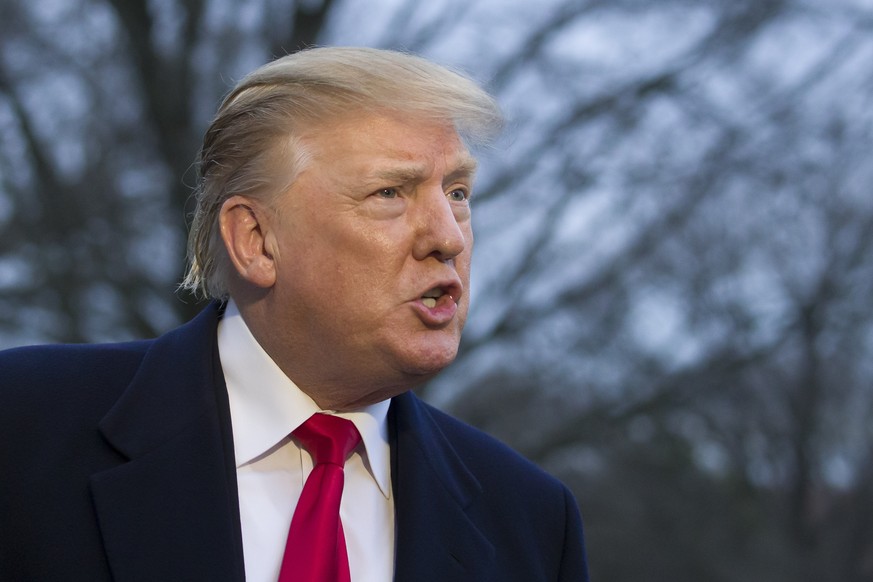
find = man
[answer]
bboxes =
[0,47,588,581]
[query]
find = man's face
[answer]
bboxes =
[263,112,477,399]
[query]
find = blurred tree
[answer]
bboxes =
[2,0,872,580]
[0,0,336,343]
[417,1,873,580]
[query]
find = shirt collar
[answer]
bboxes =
[217,299,392,499]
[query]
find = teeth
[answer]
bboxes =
[422,288,444,299]
[422,298,437,308]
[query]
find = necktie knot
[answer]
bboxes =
[293,413,361,467]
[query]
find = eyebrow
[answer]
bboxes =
[371,155,478,186]
[373,166,428,184]
[444,156,479,185]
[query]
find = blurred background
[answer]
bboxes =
[2,0,872,579]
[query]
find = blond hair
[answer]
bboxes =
[181,46,503,299]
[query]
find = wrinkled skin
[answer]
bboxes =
[223,112,478,410]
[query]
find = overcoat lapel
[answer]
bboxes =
[390,392,495,582]
[86,303,494,581]
[90,304,244,582]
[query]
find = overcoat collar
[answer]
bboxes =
[90,302,245,582]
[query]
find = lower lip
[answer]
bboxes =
[411,295,458,326]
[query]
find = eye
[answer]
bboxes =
[376,188,398,199]
[447,188,469,202]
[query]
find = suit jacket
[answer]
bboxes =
[0,303,588,581]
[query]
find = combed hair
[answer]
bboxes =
[180,46,504,300]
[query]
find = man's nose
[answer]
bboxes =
[412,188,468,262]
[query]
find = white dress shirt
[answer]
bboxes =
[217,300,395,582]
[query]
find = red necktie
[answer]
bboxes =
[278,413,361,582]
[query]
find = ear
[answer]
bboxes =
[219,196,277,289]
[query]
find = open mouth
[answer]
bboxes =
[420,286,457,309]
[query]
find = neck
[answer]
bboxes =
[232,295,419,412]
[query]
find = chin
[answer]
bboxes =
[399,346,459,380]
[380,328,462,382]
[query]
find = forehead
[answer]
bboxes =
[300,111,477,177]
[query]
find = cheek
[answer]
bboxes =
[458,232,474,276]
[308,227,405,298]
[463,224,474,257]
